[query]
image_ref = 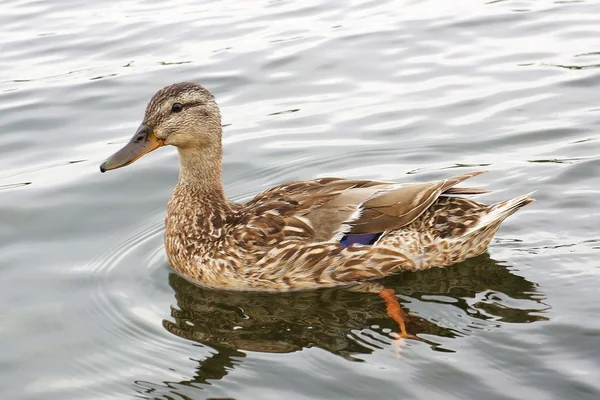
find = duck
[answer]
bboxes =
[100,82,534,293]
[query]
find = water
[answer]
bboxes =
[2,0,600,398]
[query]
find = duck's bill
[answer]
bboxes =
[99,124,163,173]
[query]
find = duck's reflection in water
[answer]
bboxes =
[137,254,548,393]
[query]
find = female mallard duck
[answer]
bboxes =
[100,82,534,292]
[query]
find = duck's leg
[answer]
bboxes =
[348,283,416,357]
[377,288,414,339]
[348,283,415,340]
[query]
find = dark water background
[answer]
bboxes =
[2,0,600,399]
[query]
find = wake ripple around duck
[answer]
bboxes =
[75,219,200,397]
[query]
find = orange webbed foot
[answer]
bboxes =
[377,288,418,357]
[378,288,417,340]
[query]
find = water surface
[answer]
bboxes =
[2,0,600,399]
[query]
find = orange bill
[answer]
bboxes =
[100,124,163,172]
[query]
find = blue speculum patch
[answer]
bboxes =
[339,233,382,247]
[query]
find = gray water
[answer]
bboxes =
[2,0,600,399]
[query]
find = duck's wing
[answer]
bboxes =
[242,171,488,243]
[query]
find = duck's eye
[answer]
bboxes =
[171,103,183,113]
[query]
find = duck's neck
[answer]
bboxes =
[168,145,231,228]
[165,146,231,276]
[177,146,225,196]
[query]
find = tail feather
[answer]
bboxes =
[468,192,535,236]
[374,189,534,270]
[451,191,535,262]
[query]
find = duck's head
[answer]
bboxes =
[100,82,221,173]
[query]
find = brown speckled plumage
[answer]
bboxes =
[101,82,535,292]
